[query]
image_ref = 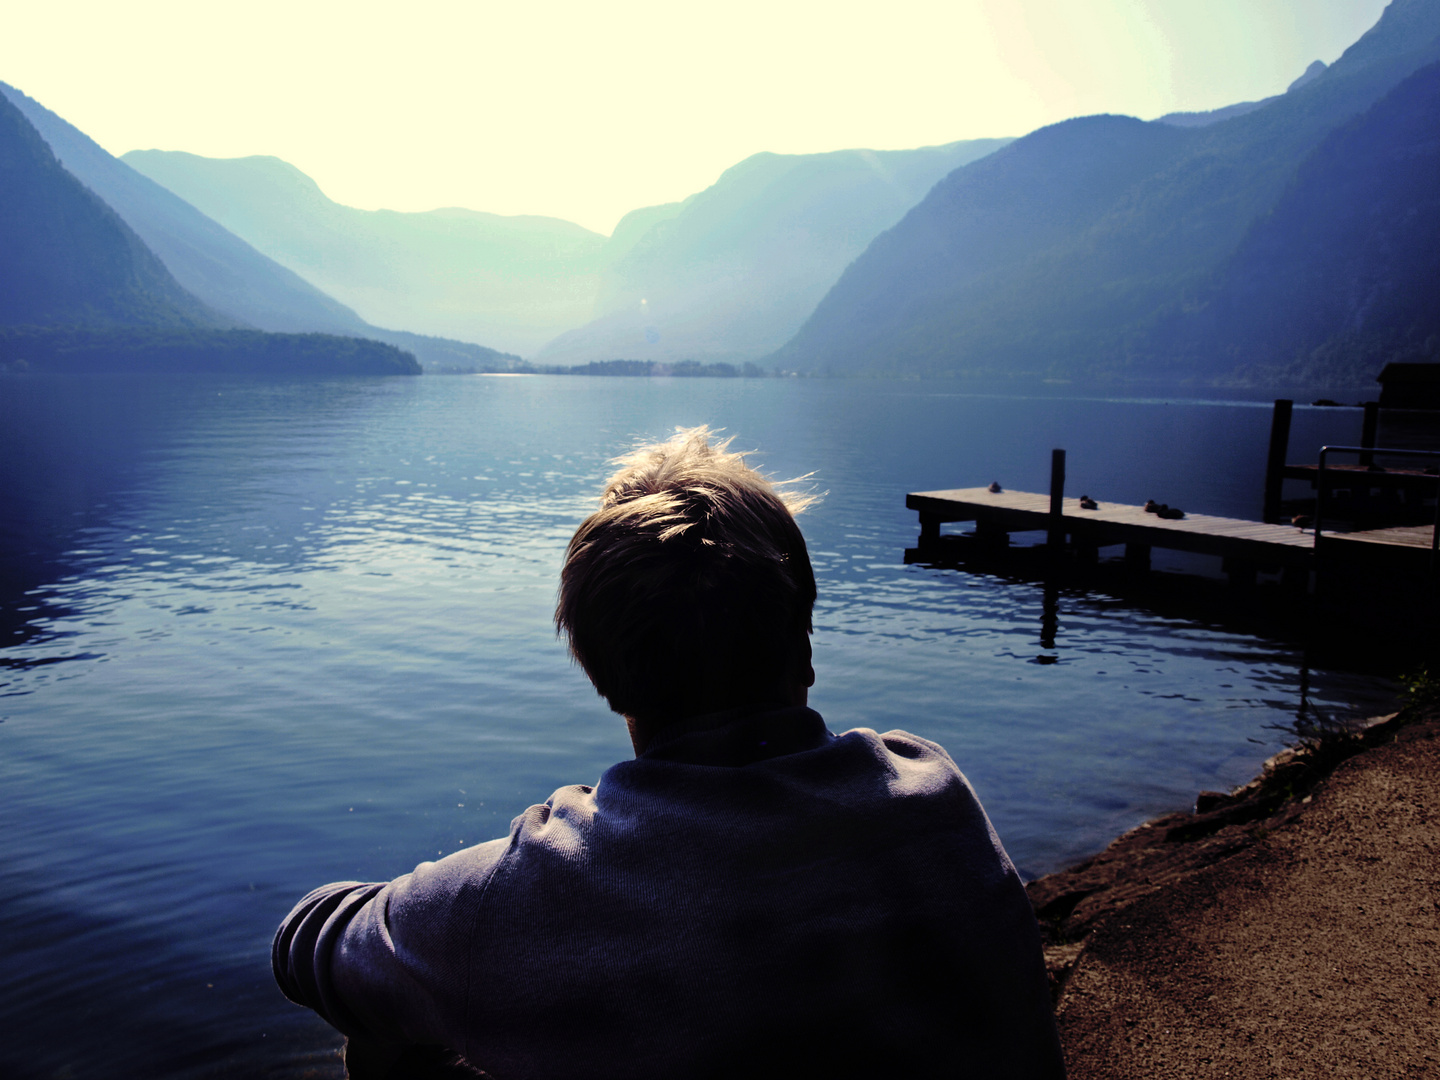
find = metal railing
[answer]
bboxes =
[1314,445,1440,576]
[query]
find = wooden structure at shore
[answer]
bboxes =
[908,443,1440,591]
[909,484,1313,585]
[1261,398,1440,526]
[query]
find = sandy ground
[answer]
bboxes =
[1029,710,1440,1079]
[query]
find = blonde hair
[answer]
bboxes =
[556,426,816,725]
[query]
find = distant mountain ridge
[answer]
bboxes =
[0,83,519,372]
[0,81,368,337]
[0,90,224,330]
[772,0,1440,387]
[1157,60,1328,128]
[125,139,1011,362]
[123,150,609,356]
[1150,60,1440,384]
[27,0,1428,387]
[534,140,1011,365]
[0,92,418,376]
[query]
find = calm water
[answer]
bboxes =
[0,373,1394,1078]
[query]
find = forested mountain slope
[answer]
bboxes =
[126,139,1008,362]
[1149,61,1440,385]
[1,82,368,336]
[0,94,419,376]
[534,140,1011,364]
[123,150,608,355]
[0,91,224,329]
[1,85,522,371]
[772,0,1440,386]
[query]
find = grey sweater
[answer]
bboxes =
[273,706,1065,1079]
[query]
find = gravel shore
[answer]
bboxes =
[1028,707,1440,1078]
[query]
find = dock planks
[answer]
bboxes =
[1336,524,1437,549]
[906,487,1434,569]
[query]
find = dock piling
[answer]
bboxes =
[1048,449,1066,552]
[1222,557,1258,588]
[1124,542,1151,572]
[975,517,1009,550]
[919,513,940,548]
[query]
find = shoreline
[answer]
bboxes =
[1027,702,1440,1076]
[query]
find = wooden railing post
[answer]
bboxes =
[1263,398,1292,523]
[1360,401,1379,468]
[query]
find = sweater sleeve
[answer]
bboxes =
[272,836,512,1051]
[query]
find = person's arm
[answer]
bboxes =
[272,880,387,1033]
[272,837,512,1069]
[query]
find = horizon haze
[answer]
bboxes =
[1,0,1388,233]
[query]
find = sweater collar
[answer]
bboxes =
[638,705,831,767]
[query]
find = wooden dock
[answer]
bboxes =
[906,486,1435,582]
[907,432,1440,617]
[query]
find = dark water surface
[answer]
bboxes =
[0,374,1394,1078]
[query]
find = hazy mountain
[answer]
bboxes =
[534,140,1012,365]
[0,90,224,329]
[122,151,608,356]
[124,138,1010,363]
[0,81,367,336]
[1156,100,1270,128]
[605,201,688,263]
[0,83,521,372]
[371,328,521,374]
[0,93,419,376]
[1149,61,1440,385]
[772,0,1440,384]
[1288,60,1332,93]
[1157,61,1327,128]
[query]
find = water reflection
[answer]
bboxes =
[0,373,1397,1079]
[1040,580,1060,654]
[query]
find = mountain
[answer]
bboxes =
[1156,99,1270,128]
[772,0,1440,385]
[0,81,367,336]
[533,140,1011,365]
[1157,61,1328,128]
[124,139,1009,363]
[0,93,418,376]
[1148,61,1440,385]
[370,327,521,374]
[0,83,521,372]
[122,151,608,356]
[0,90,224,329]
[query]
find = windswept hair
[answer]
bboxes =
[556,426,817,725]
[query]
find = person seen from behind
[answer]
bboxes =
[273,426,1066,1079]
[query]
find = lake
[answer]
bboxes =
[0,372,1396,1078]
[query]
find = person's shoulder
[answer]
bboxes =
[835,726,965,776]
[516,782,600,826]
[877,727,957,761]
[503,783,605,860]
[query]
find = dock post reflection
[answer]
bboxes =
[1040,579,1060,654]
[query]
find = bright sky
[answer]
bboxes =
[3,0,1388,234]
